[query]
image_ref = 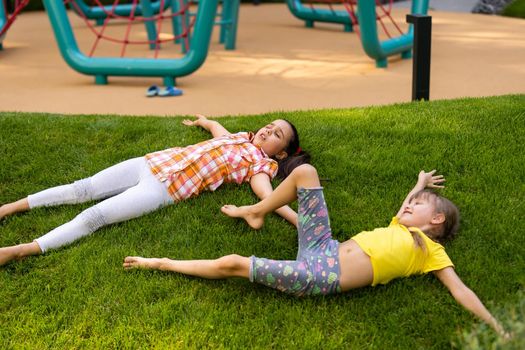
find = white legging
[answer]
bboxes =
[28,157,173,252]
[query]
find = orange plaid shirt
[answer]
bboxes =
[145,132,278,201]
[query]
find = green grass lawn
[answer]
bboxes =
[1,95,524,349]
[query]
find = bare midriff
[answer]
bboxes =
[338,239,374,291]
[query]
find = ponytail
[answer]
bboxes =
[276,151,311,180]
[276,120,311,180]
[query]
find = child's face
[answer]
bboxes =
[398,195,437,229]
[252,120,293,157]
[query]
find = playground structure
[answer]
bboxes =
[67,0,240,51]
[1,2,523,117]
[1,0,239,86]
[1,0,428,84]
[286,0,429,67]
[45,0,219,86]
[50,0,244,86]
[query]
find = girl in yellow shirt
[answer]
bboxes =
[124,164,507,337]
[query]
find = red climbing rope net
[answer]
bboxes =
[1,0,197,58]
[65,0,196,58]
[0,0,31,37]
[303,0,405,38]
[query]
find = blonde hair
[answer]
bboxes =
[410,190,460,248]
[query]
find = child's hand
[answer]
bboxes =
[182,114,208,127]
[418,170,445,189]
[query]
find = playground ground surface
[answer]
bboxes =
[0,4,523,117]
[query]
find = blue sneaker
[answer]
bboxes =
[158,86,183,97]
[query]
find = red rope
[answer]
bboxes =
[78,0,187,23]
[178,0,190,50]
[121,0,140,57]
[88,0,120,57]
[343,0,359,37]
[65,0,195,54]
[153,0,166,58]
[376,0,404,35]
[0,0,30,37]
[300,0,406,40]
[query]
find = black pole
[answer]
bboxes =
[406,14,432,101]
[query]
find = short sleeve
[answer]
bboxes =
[248,158,278,180]
[389,217,399,226]
[422,244,454,273]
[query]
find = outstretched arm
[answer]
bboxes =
[434,267,508,337]
[249,173,298,227]
[182,114,230,138]
[396,170,445,218]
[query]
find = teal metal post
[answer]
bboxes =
[285,0,354,32]
[0,1,7,49]
[357,0,428,68]
[219,0,229,44]
[140,0,159,50]
[0,4,7,50]
[171,0,184,46]
[43,0,219,86]
[219,0,239,50]
[171,0,191,53]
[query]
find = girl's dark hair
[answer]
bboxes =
[411,190,460,245]
[275,120,310,180]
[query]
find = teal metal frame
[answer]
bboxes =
[0,1,7,50]
[286,0,429,68]
[69,0,179,50]
[69,0,169,24]
[216,0,239,50]
[42,0,219,86]
[357,0,428,67]
[285,0,354,32]
[70,0,239,51]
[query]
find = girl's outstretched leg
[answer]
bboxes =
[123,254,250,279]
[0,199,29,220]
[1,157,146,220]
[221,164,320,228]
[35,166,173,253]
[0,242,42,266]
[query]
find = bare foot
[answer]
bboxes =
[0,242,42,266]
[0,199,30,220]
[0,246,20,266]
[221,204,264,230]
[0,204,12,220]
[123,256,160,270]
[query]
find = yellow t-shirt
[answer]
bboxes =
[351,217,454,286]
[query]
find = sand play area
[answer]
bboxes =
[0,4,523,117]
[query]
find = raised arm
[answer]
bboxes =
[396,170,445,218]
[182,114,230,138]
[249,173,298,227]
[434,267,508,337]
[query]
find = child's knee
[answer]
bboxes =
[292,164,318,179]
[79,206,108,233]
[215,254,246,276]
[73,178,94,202]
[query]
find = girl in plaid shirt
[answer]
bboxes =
[0,115,309,266]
